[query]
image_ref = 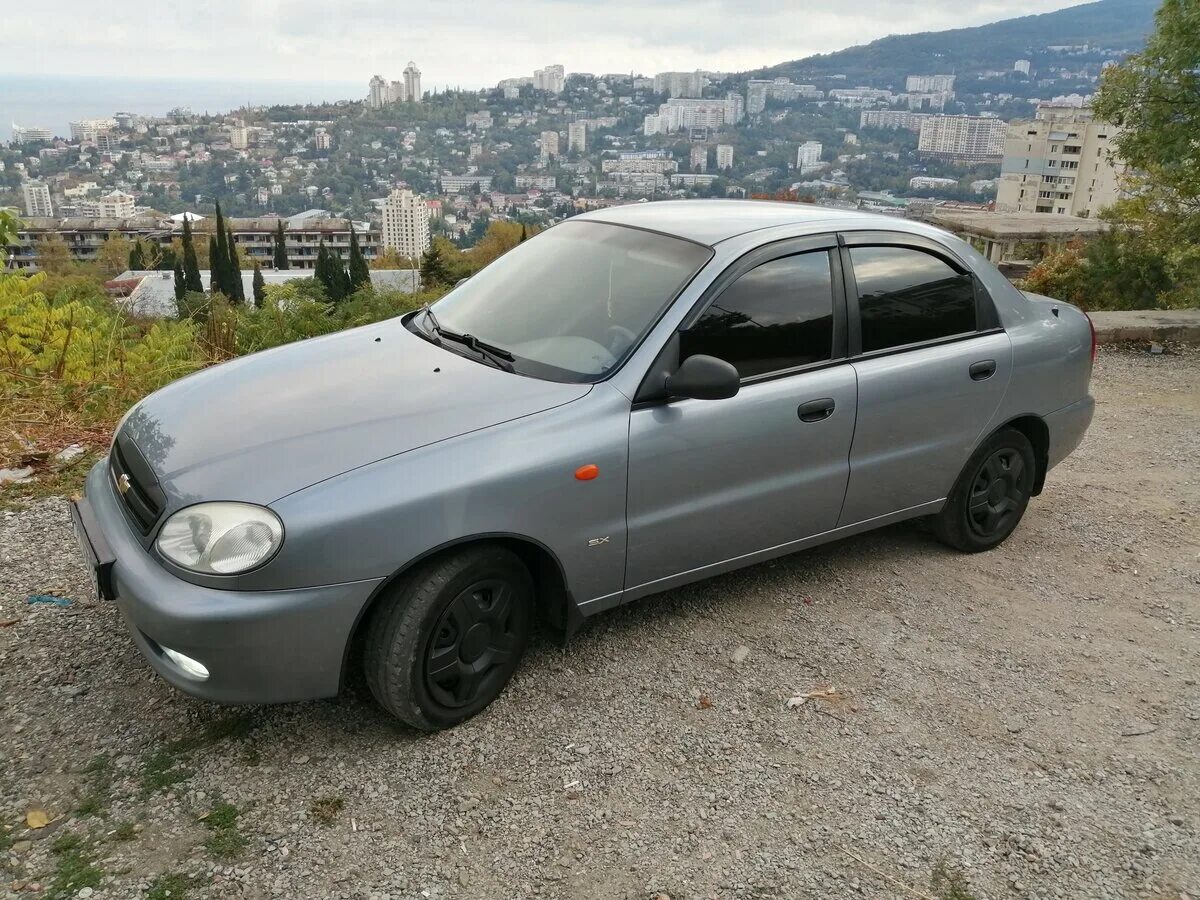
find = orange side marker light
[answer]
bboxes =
[574,464,600,481]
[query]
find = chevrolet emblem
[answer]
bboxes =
[117,473,131,495]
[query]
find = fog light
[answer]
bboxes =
[161,646,210,681]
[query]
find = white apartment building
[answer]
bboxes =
[689,145,708,172]
[440,175,492,192]
[403,62,422,103]
[12,124,53,143]
[643,114,666,136]
[917,115,1007,163]
[746,80,772,115]
[1014,59,1031,75]
[314,128,332,150]
[601,157,678,175]
[382,189,430,258]
[230,125,250,150]
[515,174,557,190]
[22,181,53,217]
[568,122,586,153]
[79,191,135,218]
[540,130,560,160]
[388,80,407,103]
[724,92,745,124]
[651,99,727,133]
[996,106,1124,217]
[534,64,565,93]
[829,88,893,106]
[653,71,706,98]
[906,74,956,93]
[796,141,823,170]
[910,176,959,190]
[716,144,734,170]
[859,110,930,132]
[69,118,117,142]
[368,76,388,109]
[671,173,718,187]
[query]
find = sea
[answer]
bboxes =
[0,74,368,141]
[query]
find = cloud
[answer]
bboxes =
[2,0,1082,88]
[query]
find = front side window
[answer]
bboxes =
[427,221,711,382]
[850,246,976,352]
[680,251,834,379]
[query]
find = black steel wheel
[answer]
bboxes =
[933,427,1036,553]
[364,545,533,730]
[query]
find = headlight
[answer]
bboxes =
[156,502,283,575]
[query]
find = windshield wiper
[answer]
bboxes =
[421,306,515,371]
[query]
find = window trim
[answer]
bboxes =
[634,233,847,403]
[838,232,1002,357]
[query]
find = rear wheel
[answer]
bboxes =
[933,427,1036,553]
[364,545,533,730]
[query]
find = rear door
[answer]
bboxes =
[625,235,858,592]
[837,232,1012,526]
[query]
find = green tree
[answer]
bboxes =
[419,242,451,288]
[252,263,266,308]
[173,259,186,302]
[208,235,221,294]
[273,220,290,269]
[36,235,74,274]
[96,231,133,278]
[348,225,371,291]
[181,216,203,293]
[212,202,231,296]
[129,241,146,271]
[226,224,245,303]
[0,209,19,247]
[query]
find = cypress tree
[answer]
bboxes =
[348,224,371,291]
[226,224,244,303]
[181,216,203,293]
[314,240,331,297]
[252,263,266,308]
[173,259,186,302]
[129,240,146,271]
[419,242,450,288]
[213,202,230,296]
[208,235,221,294]
[519,223,528,243]
[273,220,290,269]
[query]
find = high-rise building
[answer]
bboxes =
[12,124,53,143]
[79,190,135,218]
[716,144,734,170]
[796,141,823,170]
[540,130,560,161]
[689,145,708,172]
[996,106,1124,217]
[746,80,772,115]
[653,71,706,98]
[368,75,388,109]
[1014,59,1031,75]
[724,92,745,124]
[568,122,587,153]
[22,181,53,217]
[859,109,930,132]
[533,64,565,94]
[69,118,117,142]
[388,80,407,103]
[403,62,422,103]
[643,114,666,136]
[382,189,430,259]
[918,115,1007,163]
[314,128,332,151]
[906,74,956,93]
[230,125,250,150]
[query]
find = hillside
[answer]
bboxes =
[752,0,1159,88]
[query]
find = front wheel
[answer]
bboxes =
[364,545,534,730]
[933,427,1036,553]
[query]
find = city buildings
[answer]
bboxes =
[22,181,53,217]
[796,141,823,170]
[1014,59,1032,75]
[83,190,136,218]
[314,128,332,150]
[746,80,772,115]
[568,122,586,154]
[716,144,734,170]
[689,145,708,172]
[368,76,388,109]
[540,130,560,161]
[910,176,960,190]
[917,115,1008,163]
[69,118,117,142]
[381,188,431,259]
[906,74,956,93]
[440,174,493,193]
[646,98,728,134]
[403,62,422,103]
[996,106,1124,216]
[724,92,745,125]
[11,124,54,143]
[653,71,706,98]
[533,64,565,93]
[859,110,931,132]
[828,88,894,106]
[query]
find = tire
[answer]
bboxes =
[364,545,534,730]
[932,427,1036,553]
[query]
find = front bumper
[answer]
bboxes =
[81,461,384,704]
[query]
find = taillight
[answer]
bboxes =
[1085,312,1097,363]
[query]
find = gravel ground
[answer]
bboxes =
[2,347,1198,900]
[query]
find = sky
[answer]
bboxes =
[3,0,1087,89]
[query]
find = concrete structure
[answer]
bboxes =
[651,99,728,133]
[403,62,422,103]
[230,125,250,150]
[860,110,930,132]
[724,92,745,124]
[533,64,565,94]
[1088,310,1200,346]
[910,176,959,190]
[906,74,956,93]
[382,189,431,259]
[653,71,706,98]
[83,191,135,219]
[568,122,587,154]
[69,118,117,142]
[918,115,1007,163]
[368,75,388,109]
[314,128,332,151]
[515,175,557,190]
[11,124,53,143]
[746,80,772,115]
[929,208,1109,264]
[440,174,492,192]
[1014,59,1031,75]
[689,145,708,172]
[796,141,823,170]
[601,156,677,175]
[540,130,560,161]
[996,106,1123,217]
[716,144,734,170]
[22,181,52,217]
[671,173,718,188]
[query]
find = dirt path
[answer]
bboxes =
[2,347,1197,900]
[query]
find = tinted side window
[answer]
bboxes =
[850,247,976,352]
[680,252,833,379]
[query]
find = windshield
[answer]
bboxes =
[426,220,711,382]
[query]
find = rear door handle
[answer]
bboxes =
[969,360,997,381]
[798,398,835,422]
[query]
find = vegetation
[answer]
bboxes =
[1026,0,1199,309]
[201,801,247,860]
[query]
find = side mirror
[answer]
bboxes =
[664,354,740,400]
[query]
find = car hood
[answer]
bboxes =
[120,317,591,507]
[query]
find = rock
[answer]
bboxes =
[0,467,34,485]
[730,645,750,664]
[12,839,32,854]
[77,888,94,898]
[54,445,85,463]
[1149,342,1165,355]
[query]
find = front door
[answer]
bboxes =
[625,241,858,592]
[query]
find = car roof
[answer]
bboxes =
[574,199,916,247]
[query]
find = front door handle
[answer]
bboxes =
[798,398,835,422]
[969,360,997,381]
